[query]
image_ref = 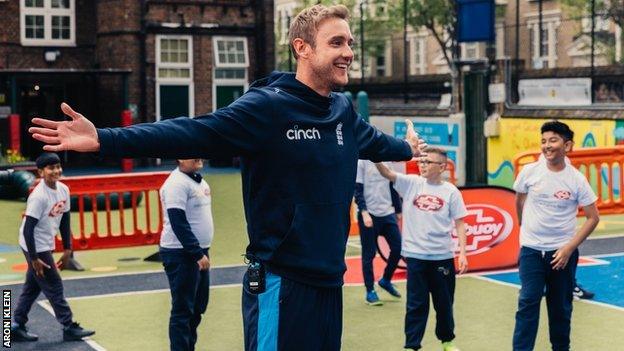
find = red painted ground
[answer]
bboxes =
[344,256,406,284]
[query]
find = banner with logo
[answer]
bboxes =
[377,185,519,272]
[518,78,592,106]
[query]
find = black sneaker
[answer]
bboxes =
[573,284,595,300]
[11,324,38,342]
[63,322,95,341]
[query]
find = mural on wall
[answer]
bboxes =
[487,118,616,188]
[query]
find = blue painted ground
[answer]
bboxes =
[484,254,624,308]
[0,244,19,253]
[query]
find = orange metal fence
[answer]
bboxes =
[513,146,624,215]
[349,159,456,235]
[53,172,169,251]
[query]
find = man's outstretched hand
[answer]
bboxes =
[405,119,427,157]
[29,103,100,152]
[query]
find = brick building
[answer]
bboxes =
[0,0,274,164]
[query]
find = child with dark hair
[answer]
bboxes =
[513,120,599,350]
[11,153,95,342]
[354,160,403,306]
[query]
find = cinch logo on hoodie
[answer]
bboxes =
[286,125,321,140]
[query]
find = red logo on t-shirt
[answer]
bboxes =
[413,195,444,211]
[48,200,66,217]
[554,190,571,200]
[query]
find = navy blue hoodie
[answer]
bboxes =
[97,72,412,287]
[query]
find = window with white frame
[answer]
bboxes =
[157,37,192,79]
[371,41,392,77]
[213,37,249,110]
[156,36,194,119]
[528,18,560,68]
[496,22,506,58]
[410,34,426,75]
[581,15,610,33]
[21,0,75,46]
[276,3,296,45]
[461,43,480,59]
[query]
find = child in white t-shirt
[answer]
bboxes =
[512,121,599,351]
[376,147,467,351]
[159,159,213,351]
[12,153,95,343]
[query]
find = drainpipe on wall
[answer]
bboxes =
[139,0,147,123]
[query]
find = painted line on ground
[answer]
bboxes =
[587,233,624,240]
[472,270,624,313]
[0,263,248,286]
[64,283,243,301]
[37,301,107,351]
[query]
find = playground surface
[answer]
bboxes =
[1,171,623,350]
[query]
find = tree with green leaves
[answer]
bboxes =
[561,0,623,63]
[274,0,397,75]
[388,0,457,70]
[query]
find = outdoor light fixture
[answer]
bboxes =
[44,50,61,63]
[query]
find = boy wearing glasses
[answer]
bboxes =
[376,147,467,351]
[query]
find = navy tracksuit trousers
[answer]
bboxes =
[242,271,342,351]
[404,257,456,350]
[161,247,210,351]
[357,212,402,292]
[13,250,73,327]
[513,246,578,351]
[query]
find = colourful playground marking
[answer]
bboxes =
[344,256,406,285]
[11,263,27,272]
[0,273,24,281]
[0,245,19,253]
[483,254,624,308]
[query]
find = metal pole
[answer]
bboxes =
[591,0,596,102]
[403,0,408,103]
[287,15,293,72]
[515,0,519,65]
[538,0,543,65]
[360,1,365,92]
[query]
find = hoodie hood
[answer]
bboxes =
[251,71,333,111]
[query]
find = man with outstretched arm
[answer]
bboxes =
[30,4,426,350]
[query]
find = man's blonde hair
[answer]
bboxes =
[288,4,350,59]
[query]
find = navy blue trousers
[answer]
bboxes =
[242,271,342,351]
[357,212,402,291]
[405,257,456,350]
[13,251,73,327]
[161,247,210,351]
[513,246,578,351]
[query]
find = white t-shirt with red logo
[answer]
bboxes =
[513,161,597,251]
[160,168,214,249]
[19,180,70,253]
[394,173,468,260]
